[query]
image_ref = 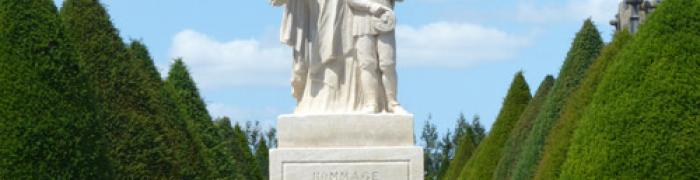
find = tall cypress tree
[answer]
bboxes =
[493,75,555,180]
[458,72,532,179]
[534,30,633,180]
[213,117,246,179]
[562,0,700,178]
[234,123,265,180]
[256,137,270,180]
[442,127,476,180]
[60,0,196,178]
[435,130,453,180]
[0,0,109,178]
[512,19,604,180]
[165,58,221,178]
[128,42,205,179]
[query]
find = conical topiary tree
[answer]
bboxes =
[458,72,532,179]
[128,42,207,179]
[234,123,265,180]
[0,0,109,178]
[442,127,476,180]
[213,117,246,179]
[512,19,604,180]
[60,0,147,177]
[165,58,234,179]
[256,137,270,180]
[60,0,130,98]
[61,1,198,178]
[561,0,700,178]
[493,75,555,180]
[441,114,485,180]
[534,30,633,180]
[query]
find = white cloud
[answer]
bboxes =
[170,23,529,88]
[516,0,620,25]
[169,30,291,89]
[397,22,531,68]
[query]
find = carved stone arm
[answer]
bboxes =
[347,0,389,16]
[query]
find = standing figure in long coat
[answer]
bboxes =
[347,0,407,114]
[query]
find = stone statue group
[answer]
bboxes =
[271,0,408,114]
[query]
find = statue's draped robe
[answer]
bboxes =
[280,0,364,114]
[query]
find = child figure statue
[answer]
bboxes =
[348,0,408,114]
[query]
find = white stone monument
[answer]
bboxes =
[270,0,423,179]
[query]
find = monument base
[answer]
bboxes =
[270,114,423,180]
[270,146,423,180]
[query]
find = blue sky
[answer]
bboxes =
[53,0,620,135]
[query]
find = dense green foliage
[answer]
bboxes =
[534,30,633,180]
[127,42,206,179]
[60,0,130,100]
[256,137,270,180]
[442,128,476,180]
[234,123,265,180]
[213,117,247,180]
[0,0,279,179]
[512,19,604,180]
[165,58,221,178]
[61,1,201,178]
[441,114,485,180]
[560,0,700,178]
[493,75,555,180]
[0,0,109,178]
[458,72,532,179]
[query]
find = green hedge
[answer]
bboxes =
[512,19,604,180]
[128,42,206,179]
[213,117,248,179]
[443,127,477,180]
[165,57,263,179]
[61,0,200,178]
[533,30,633,180]
[561,0,700,178]
[493,75,555,180]
[458,72,532,179]
[0,0,109,178]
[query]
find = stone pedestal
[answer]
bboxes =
[270,114,424,180]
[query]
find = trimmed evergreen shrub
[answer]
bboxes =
[512,19,604,180]
[458,72,532,179]
[164,58,221,179]
[534,30,633,180]
[256,137,270,180]
[442,128,476,180]
[0,0,110,178]
[61,1,199,178]
[561,0,700,178]
[234,123,265,180]
[493,75,555,180]
[213,117,247,180]
[128,42,206,179]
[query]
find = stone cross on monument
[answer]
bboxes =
[268,0,424,179]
